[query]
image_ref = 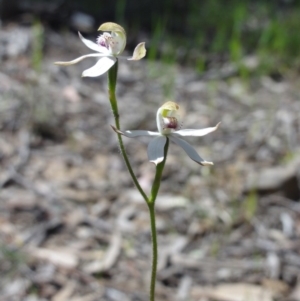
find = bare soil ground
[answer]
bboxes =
[1,24,300,301]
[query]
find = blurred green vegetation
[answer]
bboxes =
[31,19,44,72]
[0,244,27,276]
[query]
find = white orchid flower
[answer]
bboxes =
[113,101,220,166]
[55,22,146,77]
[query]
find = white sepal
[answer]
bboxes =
[78,32,109,53]
[55,53,105,66]
[82,57,116,77]
[172,122,220,137]
[147,136,167,165]
[169,136,213,166]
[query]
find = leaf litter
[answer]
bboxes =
[1,24,300,301]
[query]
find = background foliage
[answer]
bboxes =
[2,0,300,74]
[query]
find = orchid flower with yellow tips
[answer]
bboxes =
[113,101,220,166]
[54,22,146,77]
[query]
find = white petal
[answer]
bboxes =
[169,136,213,166]
[147,136,167,165]
[78,32,109,54]
[82,57,116,77]
[54,53,105,66]
[123,130,160,138]
[127,42,146,60]
[172,122,220,137]
[111,126,159,138]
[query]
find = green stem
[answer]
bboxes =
[148,202,157,301]
[108,61,169,301]
[107,60,148,203]
[148,139,169,301]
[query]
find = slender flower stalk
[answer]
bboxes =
[107,61,148,203]
[148,203,158,301]
[108,63,169,301]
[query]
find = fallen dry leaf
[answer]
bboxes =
[191,283,275,301]
[29,247,78,269]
